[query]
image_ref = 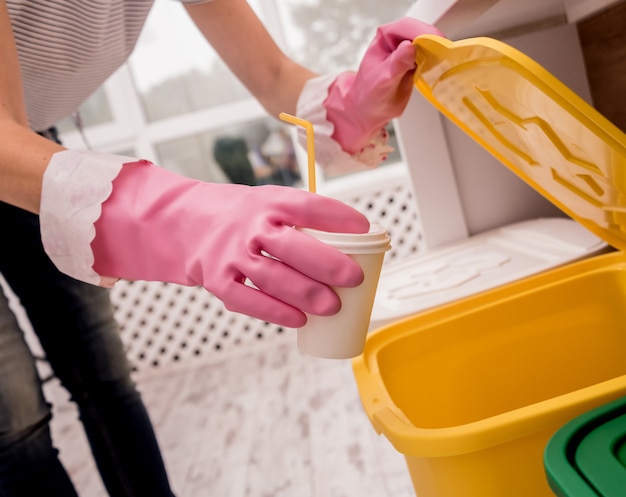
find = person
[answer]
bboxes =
[260,127,301,186]
[212,136,258,186]
[0,0,442,495]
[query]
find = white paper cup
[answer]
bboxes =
[297,223,391,359]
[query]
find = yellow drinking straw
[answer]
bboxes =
[279,112,316,193]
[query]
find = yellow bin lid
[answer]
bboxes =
[412,35,626,252]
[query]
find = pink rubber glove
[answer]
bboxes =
[326,18,444,155]
[296,18,443,173]
[89,159,369,328]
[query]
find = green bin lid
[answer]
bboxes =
[544,396,626,497]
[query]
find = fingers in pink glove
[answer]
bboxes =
[368,18,444,60]
[274,188,370,235]
[325,17,445,155]
[231,253,346,315]
[224,222,373,328]
[238,186,370,288]
[256,227,365,288]
[216,249,358,329]
[217,283,314,329]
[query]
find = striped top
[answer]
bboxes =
[7,0,209,132]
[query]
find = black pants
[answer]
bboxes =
[0,128,175,497]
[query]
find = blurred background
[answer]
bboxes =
[57,0,412,186]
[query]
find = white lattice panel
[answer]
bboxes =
[111,281,286,372]
[112,169,424,372]
[338,180,424,265]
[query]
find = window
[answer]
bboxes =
[127,0,256,122]
[55,87,113,134]
[57,0,414,187]
[275,0,416,74]
[155,117,301,187]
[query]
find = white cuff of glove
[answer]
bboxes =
[40,150,134,287]
[296,75,379,176]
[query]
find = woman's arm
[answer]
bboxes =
[0,0,64,214]
[183,0,316,118]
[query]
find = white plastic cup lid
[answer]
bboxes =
[298,223,391,254]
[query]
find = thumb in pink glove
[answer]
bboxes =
[296,18,444,172]
[70,155,370,328]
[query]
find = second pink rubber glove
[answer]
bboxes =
[41,151,369,328]
[326,18,444,155]
[297,18,444,171]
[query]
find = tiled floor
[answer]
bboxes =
[47,336,415,497]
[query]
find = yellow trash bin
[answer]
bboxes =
[353,35,626,497]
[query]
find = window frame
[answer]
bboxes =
[58,0,412,191]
